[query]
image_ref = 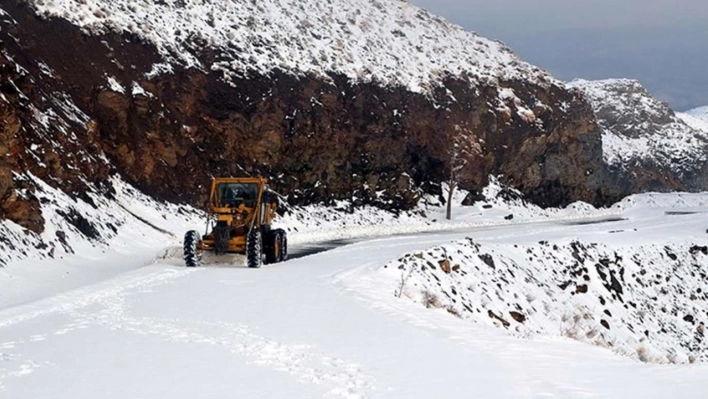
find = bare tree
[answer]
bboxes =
[445,125,482,220]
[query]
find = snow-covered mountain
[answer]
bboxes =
[3,1,708,392]
[0,0,706,261]
[680,106,708,133]
[569,79,708,191]
[0,0,617,238]
[27,0,553,92]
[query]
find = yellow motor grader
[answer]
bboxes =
[183,177,287,268]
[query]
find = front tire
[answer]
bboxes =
[184,230,202,267]
[247,229,263,268]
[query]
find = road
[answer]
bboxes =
[0,216,706,398]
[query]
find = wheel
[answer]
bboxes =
[265,230,280,264]
[265,229,287,263]
[247,228,263,268]
[277,229,288,262]
[213,223,231,255]
[183,230,202,267]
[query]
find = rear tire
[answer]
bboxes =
[265,229,288,263]
[265,230,279,264]
[184,230,202,267]
[247,229,263,268]
[277,229,288,262]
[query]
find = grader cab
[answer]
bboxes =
[183,177,287,268]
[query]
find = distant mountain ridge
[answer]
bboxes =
[569,78,708,192]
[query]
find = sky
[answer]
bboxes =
[409,0,708,111]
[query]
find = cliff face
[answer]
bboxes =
[0,0,661,236]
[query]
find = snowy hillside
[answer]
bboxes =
[569,79,708,173]
[26,0,553,92]
[1,0,619,244]
[355,193,708,364]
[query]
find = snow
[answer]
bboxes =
[372,215,708,364]
[678,111,708,134]
[568,79,708,171]
[131,82,153,98]
[685,105,708,121]
[1,194,708,397]
[2,2,707,395]
[105,75,125,94]
[1,174,708,397]
[24,0,555,92]
[0,174,204,307]
[0,176,617,277]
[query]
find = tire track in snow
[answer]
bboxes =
[0,267,194,393]
[0,266,374,398]
[0,267,196,328]
[67,300,375,399]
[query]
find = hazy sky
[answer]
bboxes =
[409,0,708,111]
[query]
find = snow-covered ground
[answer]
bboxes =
[1,186,707,397]
[364,195,708,365]
[0,176,618,308]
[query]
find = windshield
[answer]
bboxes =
[215,183,259,208]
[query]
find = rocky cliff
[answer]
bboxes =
[570,79,708,193]
[0,0,699,239]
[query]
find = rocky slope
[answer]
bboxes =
[379,193,708,364]
[569,79,708,193]
[0,0,703,244]
[386,238,708,364]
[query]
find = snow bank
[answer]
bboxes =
[0,174,202,267]
[372,194,708,364]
